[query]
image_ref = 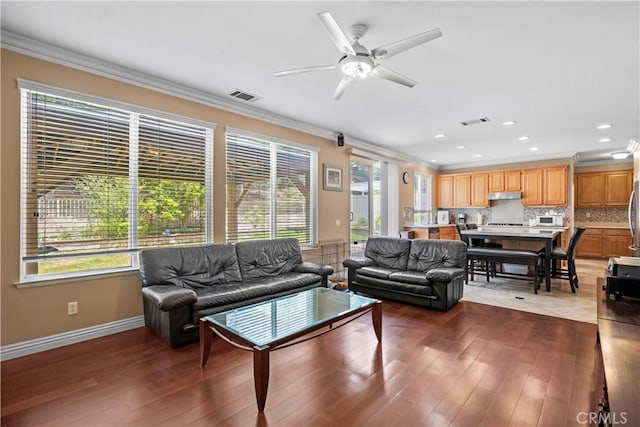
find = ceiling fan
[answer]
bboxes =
[275,11,442,100]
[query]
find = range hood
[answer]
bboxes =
[488,191,522,200]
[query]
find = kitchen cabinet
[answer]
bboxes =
[505,170,522,191]
[436,175,454,208]
[576,228,632,258]
[522,168,543,206]
[575,170,632,207]
[490,170,522,192]
[544,166,567,206]
[603,229,633,257]
[577,228,604,258]
[471,173,489,207]
[439,226,457,240]
[453,175,471,207]
[522,166,567,206]
[575,173,604,206]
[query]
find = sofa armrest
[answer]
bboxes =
[294,262,334,287]
[294,261,334,276]
[342,257,375,269]
[142,285,197,311]
[426,268,466,283]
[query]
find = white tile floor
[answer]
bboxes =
[461,259,606,324]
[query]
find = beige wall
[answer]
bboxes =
[1,50,355,345]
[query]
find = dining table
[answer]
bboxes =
[460,228,563,291]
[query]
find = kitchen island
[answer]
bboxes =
[461,227,564,291]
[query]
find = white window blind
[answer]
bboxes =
[225,129,317,244]
[20,84,214,280]
[414,172,433,224]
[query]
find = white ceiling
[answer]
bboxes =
[2,1,638,169]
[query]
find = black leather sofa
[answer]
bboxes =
[343,237,466,311]
[139,238,334,347]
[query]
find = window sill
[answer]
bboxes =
[15,268,140,288]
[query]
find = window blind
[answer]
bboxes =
[20,86,213,280]
[226,129,317,244]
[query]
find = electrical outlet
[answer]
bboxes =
[67,301,78,315]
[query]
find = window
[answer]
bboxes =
[20,81,214,281]
[225,128,317,244]
[414,172,433,224]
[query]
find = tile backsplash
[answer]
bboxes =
[574,207,627,223]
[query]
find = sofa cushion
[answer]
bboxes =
[389,271,429,286]
[140,244,242,288]
[357,266,402,280]
[364,237,411,270]
[235,238,303,281]
[192,272,320,311]
[354,275,436,297]
[407,239,467,271]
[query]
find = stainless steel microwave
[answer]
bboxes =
[535,215,564,226]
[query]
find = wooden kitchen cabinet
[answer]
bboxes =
[436,175,454,208]
[488,170,521,192]
[471,173,489,207]
[575,170,632,207]
[439,226,457,240]
[453,175,471,207]
[489,171,505,192]
[577,228,604,258]
[576,228,632,258]
[605,171,633,206]
[602,229,633,257]
[522,168,543,206]
[575,173,605,206]
[544,166,567,206]
[522,166,567,206]
[505,170,522,191]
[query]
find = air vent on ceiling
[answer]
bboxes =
[229,89,261,102]
[460,117,490,126]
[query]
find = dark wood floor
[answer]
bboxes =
[1,298,598,427]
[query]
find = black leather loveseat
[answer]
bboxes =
[343,237,466,311]
[139,238,334,347]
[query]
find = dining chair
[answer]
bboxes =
[550,227,586,293]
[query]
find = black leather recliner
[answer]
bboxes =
[343,237,466,311]
[140,238,334,347]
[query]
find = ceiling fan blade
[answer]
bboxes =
[332,76,355,100]
[371,28,442,60]
[370,65,417,88]
[275,64,336,77]
[317,11,356,55]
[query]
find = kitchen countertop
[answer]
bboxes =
[574,222,628,229]
[404,224,457,228]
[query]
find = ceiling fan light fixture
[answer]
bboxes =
[340,56,373,78]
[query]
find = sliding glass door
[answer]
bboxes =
[350,159,381,247]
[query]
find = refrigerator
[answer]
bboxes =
[628,180,640,256]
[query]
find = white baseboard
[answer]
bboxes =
[0,316,145,361]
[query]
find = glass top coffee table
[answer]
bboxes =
[199,287,382,412]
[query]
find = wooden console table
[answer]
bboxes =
[596,277,640,426]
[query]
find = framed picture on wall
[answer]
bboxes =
[323,164,343,191]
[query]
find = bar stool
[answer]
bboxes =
[550,227,586,293]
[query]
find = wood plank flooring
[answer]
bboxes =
[1,297,599,426]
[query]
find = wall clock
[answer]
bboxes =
[402,171,410,184]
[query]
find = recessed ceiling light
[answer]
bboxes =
[431,159,438,163]
[599,138,611,143]
[611,151,629,160]
[473,154,482,158]
[434,134,445,138]
[456,145,465,149]
[530,147,539,151]
[597,124,612,130]
[503,121,517,126]
[518,136,529,141]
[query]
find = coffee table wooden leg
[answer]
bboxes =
[253,346,270,412]
[372,301,382,342]
[199,318,212,367]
